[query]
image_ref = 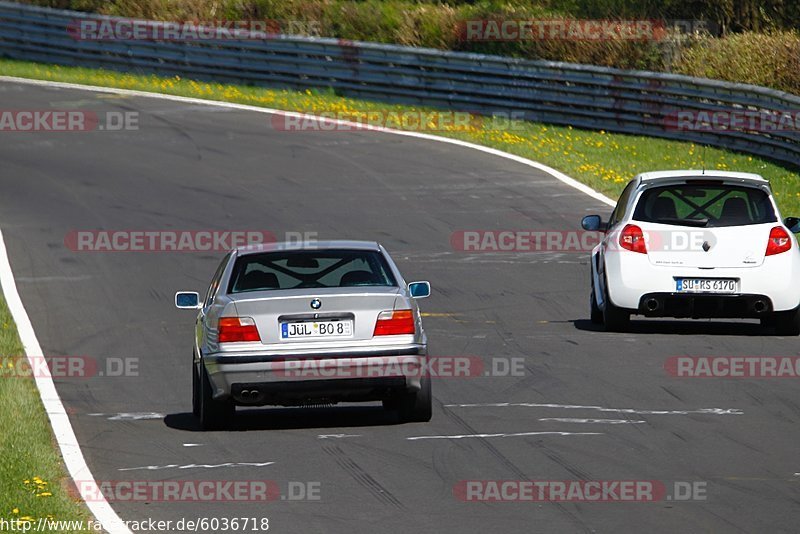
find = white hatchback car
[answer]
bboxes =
[582,171,800,334]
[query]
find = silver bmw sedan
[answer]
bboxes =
[175,240,431,429]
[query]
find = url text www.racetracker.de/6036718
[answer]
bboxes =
[0,516,271,532]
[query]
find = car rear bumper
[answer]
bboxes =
[203,344,426,403]
[230,377,409,406]
[637,292,773,318]
[606,254,800,313]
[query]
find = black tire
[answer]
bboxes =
[603,301,630,332]
[774,307,800,336]
[382,397,399,411]
[398,376,432,423]
[199,366,234,430]
[192,361,200,417]
[590,285,603,325]
[602,276,630,332]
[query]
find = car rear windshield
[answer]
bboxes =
[228,249,397,293]
[632,183,776,227]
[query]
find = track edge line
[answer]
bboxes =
[0,229,132,534]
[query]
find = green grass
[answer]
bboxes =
[0,295,90,532]
[2,57,800,215]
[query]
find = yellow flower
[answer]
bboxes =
[12,508,18,514]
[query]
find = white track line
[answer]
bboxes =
[119,462,275,472]
[407,431,603,441]
[318,434,362,439]
[538,418,646,424]
[445,402,744,415]
[87,412,165,420]
[0,230,132,534]
[0,75,618,532]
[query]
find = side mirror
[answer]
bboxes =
[175,291,201,309]
[581,214,606,232]
[408,281,431,299]
[784,216,800,233]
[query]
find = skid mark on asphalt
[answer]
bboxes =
[539,446,594,481]
[322,444,404,508]
[724,475,799,481]
[440,406,529,480]
[118,462,275,472]
[16,275,92,282]
[440,405,596,532]
[444,403,744,416]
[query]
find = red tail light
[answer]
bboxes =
[218,317,261,343]
[373,310,415,336]
[619,224,647,254]
[766,226,792,256]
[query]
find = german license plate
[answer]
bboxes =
[675,278,737,293]
[281,320,353,339]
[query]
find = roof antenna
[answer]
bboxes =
[701,143,706,174]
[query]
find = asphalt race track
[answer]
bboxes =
[1,81,798,533]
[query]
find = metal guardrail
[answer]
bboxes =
[1,1,799,167]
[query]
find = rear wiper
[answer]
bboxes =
[657,217,709,227]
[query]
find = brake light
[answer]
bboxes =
[619,224,647,254]
[373,310,415,336]
[766,226,792,256]
[218,317,261,343]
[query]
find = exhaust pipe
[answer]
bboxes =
[645,298,659,312]
[753,300,767,313]
[237,388,262,402]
